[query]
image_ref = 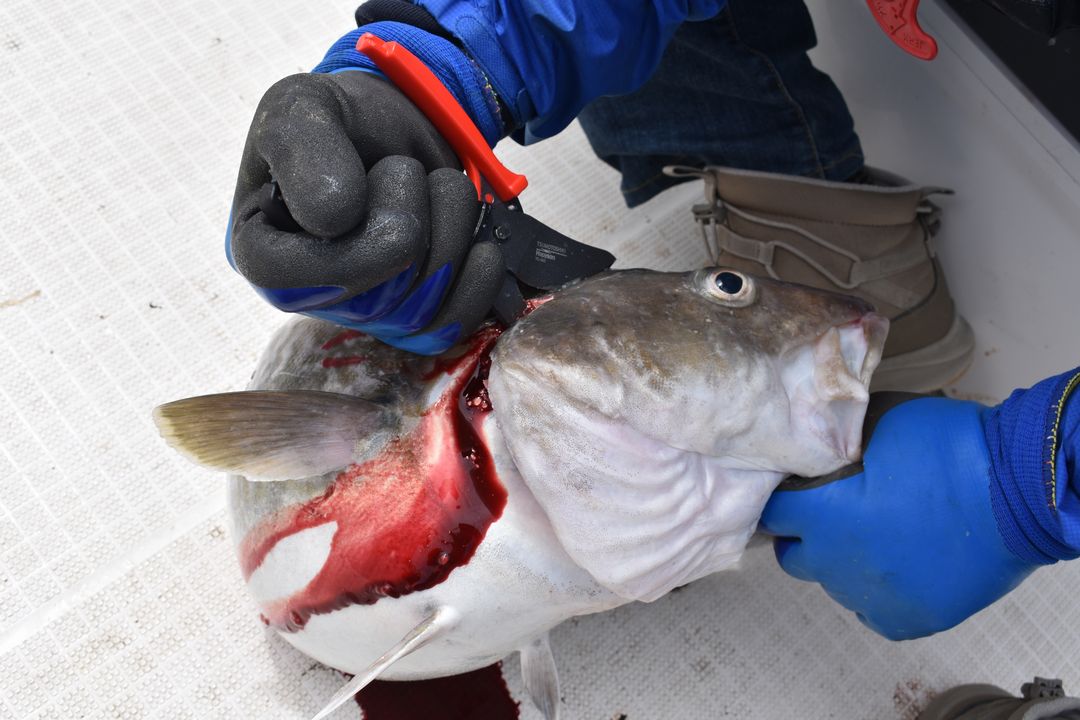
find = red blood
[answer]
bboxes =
[322,329,365,350]
[420,334,493,383]
[356,663,520,720]
[420,310,546,384]
[239,326,507,631]
[462,353,493,412]
[322,356,367,368]
[523,295,554,313]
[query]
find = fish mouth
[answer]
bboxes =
[811,312,889,462]
[825,313,885,395]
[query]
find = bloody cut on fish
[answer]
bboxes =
[153,267,888,719]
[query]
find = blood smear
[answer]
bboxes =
[356,663,520,720]
[239,327,507,631]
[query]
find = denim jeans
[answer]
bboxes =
[577,0,864,207]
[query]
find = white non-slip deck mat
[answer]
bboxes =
[1,0,1079,718]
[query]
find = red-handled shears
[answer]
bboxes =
[357,33,615,323]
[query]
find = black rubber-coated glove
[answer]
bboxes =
[227,69,505,354]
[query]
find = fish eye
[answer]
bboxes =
[715,271,743,294]
[704,269,755,306]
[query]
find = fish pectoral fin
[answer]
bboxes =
[153,390,391,481]
[311,606,460,720]
[520,632,561,720]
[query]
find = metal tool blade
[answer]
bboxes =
[486,204,615,290]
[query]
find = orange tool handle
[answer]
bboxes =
[356,32,528,202]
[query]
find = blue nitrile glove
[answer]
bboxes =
[759,369,1080,641]
[227,20,506,355]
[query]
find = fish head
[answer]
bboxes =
[493,268,887,478]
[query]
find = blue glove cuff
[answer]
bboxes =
[312,22,504,147]
[984,367,1080,565]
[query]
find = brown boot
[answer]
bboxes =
[668,165,974,392]
[917,677,1080,719]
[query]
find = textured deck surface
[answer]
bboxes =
[1,1,1078,718]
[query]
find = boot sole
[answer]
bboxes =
[916,684,1010,720]
[871,314,975,393]
[917,683,1080,719]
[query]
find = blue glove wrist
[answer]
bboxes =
[984,368,1080,564]
[312,22,504,146]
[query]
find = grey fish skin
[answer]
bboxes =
[494,268,882,470]
[489,268,887,601]
[154,266,886,693]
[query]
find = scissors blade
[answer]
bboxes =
[486,203,615,291]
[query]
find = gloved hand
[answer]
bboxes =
[759,369,1080,641]
[227,22,507,355]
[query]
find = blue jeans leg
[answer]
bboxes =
[577,0,864,207]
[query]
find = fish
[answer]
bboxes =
[153,267,887,719]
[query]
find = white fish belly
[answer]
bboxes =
[228,417,621,678]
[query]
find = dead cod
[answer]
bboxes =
[154,267,887,719]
